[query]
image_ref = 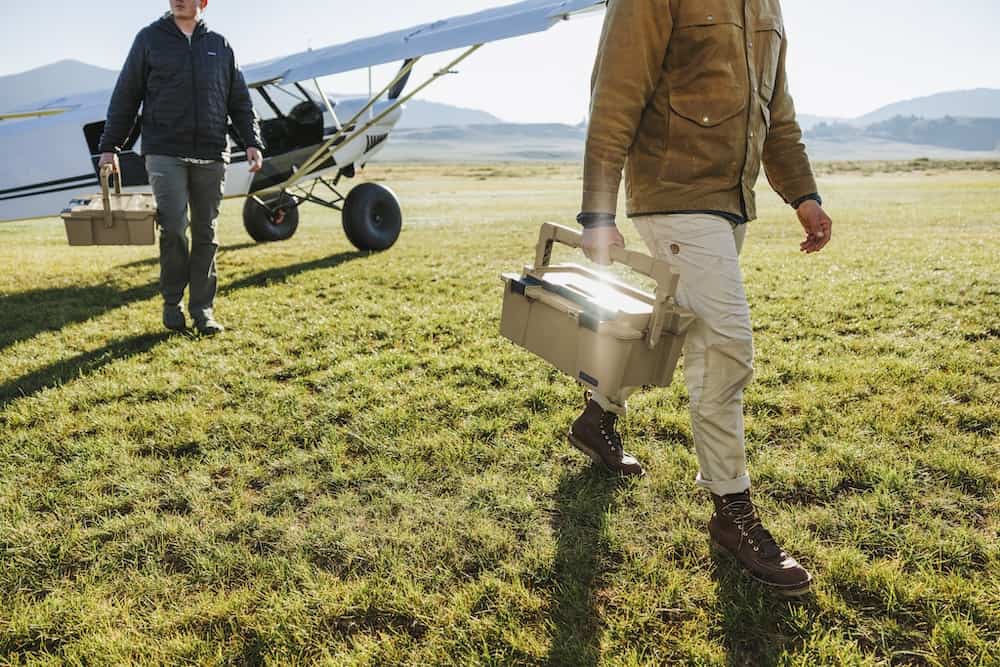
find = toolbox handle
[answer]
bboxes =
[99,164,121,229]
[533,222,680,349]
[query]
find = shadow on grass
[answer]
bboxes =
[0,249,365,354]
[709,541,820,666]
[0,331,174,408]
[0,282,160,353]
[546,468,624,667]
[221,250,366,292]
[113,241,259,271]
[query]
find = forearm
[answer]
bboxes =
[762,36,818,205]
[228,53,263,150]
[581,0,673,218]
[99,36,146,153]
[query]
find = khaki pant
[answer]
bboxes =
[594,214,754,496]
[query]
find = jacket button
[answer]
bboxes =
[707,15,714,21]
[703,116,710,124]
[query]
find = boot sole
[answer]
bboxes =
[567,432,645,478]
[710,539,812,598]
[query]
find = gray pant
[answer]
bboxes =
[145,155,227,319]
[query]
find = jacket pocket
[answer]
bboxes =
[668,92,747,129]
[657,3,750,188]
[659,91,747,188]
[666,5,749,126]
[753,16,783,101]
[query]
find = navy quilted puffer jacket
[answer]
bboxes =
[99,15,263,161]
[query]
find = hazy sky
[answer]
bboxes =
[2,1,997,122]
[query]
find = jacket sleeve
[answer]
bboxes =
[762,34,818,206]
[98,33,147,154]
[581,0,673,215]
[227,46,264,151]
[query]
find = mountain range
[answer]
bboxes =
[3,60,999,160]
[0,60,502,128]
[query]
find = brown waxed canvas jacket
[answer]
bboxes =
[582,0,818,221]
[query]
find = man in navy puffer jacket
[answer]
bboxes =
[99,0,264,335]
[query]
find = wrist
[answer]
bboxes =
[793,193,822,210]
[577,212,617,229]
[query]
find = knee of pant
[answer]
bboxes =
[190,227,218,246]
[696,338,754,408]
[159,227,187,246]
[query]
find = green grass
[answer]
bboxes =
[1,162,998,666]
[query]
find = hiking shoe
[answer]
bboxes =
[163,304,187,332]
[709,490,813,597]
[568,399,644,477]
[193,313,224,336]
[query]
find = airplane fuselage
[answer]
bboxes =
[0,91,402,223]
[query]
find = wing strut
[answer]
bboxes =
[255,44,482,199]
[313,78,342,130]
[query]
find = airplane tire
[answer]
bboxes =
[342,183,402,252]
[243,195,300,243]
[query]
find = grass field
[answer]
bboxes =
[1,162,998,666]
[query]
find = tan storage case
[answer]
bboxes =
[61,165,157,246]
[501,223,695,396]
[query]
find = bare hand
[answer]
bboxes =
[246,147,264,173]
[796,200,833,254]
[581,225,625,265]
[98,152,120,174]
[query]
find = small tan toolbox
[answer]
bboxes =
[61,165,157,246]
[501,223,695,396]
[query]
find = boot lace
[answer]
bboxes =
[599,411,623,454]
[723,499,783,560]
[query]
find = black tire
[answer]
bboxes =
[342,183,402,251]
[243,194,300,243]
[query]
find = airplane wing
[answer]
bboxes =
[242,0,606,87]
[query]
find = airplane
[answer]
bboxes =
[0,0,606,252]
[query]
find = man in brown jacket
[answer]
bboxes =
[569,0,833,596]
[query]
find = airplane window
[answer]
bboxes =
[269,85,311,116]
[250,89,278,120]
[250,85,323,121]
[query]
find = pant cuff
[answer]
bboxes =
[591,392,626,415]
[695,471,751,496]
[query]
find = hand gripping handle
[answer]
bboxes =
[532,222,681,348]
[99,164,122,229]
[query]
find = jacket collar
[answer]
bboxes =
[155,13,208,41]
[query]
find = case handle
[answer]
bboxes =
[532,222,680,349]
[100,164,121,229]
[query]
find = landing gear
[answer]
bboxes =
[242,193,300,242]
[243,173,403,252]
[342,183,402,252]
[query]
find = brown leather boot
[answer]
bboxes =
[709,490,812,597]
[568,399,644,477]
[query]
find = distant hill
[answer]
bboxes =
[858,89,1000,125]
[797,114,844,132]
[807,115,1000,153]
[380,123,586,162]
[330,95,503,128]
[382,122,1000,162]
[0,60,118,111]
[394,100,501,128]
[2,59,503,127]
[866,116,1000,152]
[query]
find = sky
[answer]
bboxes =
[1,1,998,123]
